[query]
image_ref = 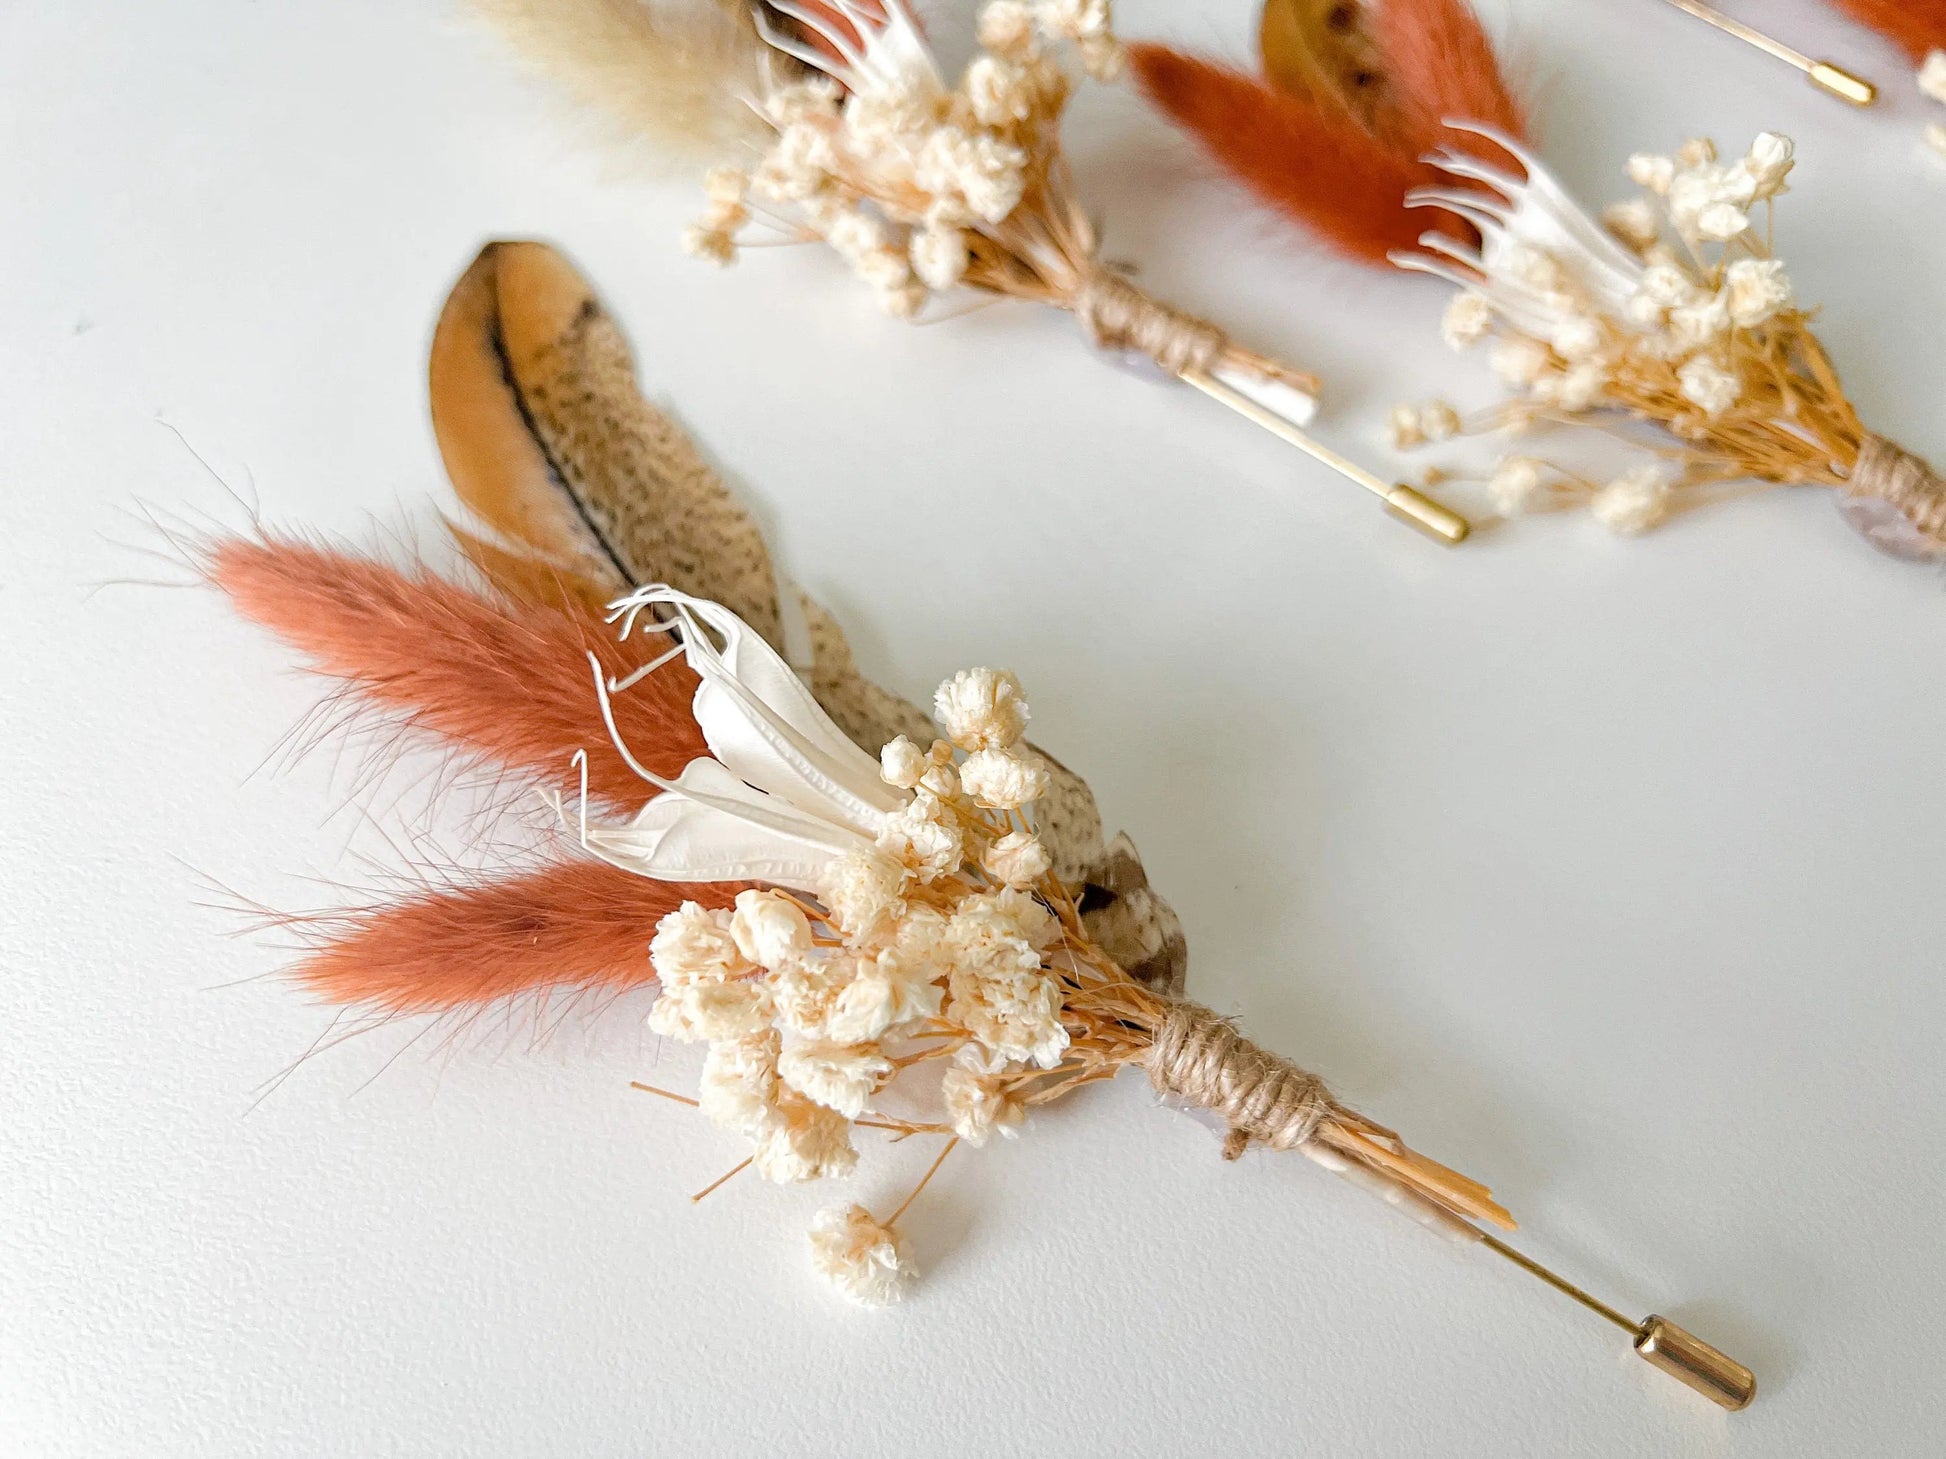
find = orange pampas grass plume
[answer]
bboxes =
[1827,1,1946,63]
[1131,0,1523,266]
[210,537,706,810]
[288,857,731,1014]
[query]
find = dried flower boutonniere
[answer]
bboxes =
[205,241,1754,1409]
[467,0,1470,541]
[1390,128,1946,554]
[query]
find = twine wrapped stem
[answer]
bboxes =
[1848,434,1946,544]
[1145,1000,1332,1160]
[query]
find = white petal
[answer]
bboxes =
[586,762,866,885]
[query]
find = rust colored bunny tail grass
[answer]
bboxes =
[1130,0,1523,266]
[208,537,707,809]
[1830,0,1946,62]
[291,857,736,1013]
[1129,45,1429,265]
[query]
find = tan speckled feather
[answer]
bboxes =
[427,241,1186,995]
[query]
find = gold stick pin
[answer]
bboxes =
[1660,0,1876,105]
[1179,367,1471,545]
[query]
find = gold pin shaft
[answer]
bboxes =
[1179,368,1470,545]
[1660,0,1876,105]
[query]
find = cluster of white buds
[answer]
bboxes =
[643,665,1060,1304]
[1922,52,1946,159]
[1397,129,1818,537]
[683,0,1125,318]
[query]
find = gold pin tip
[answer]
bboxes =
[1635,1316,1758,1410]
[1809,62,1877,106]
[1385,485,1471,545]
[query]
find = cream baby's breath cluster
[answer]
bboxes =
[685,0,1121,318]
[642,665,1079,1305]
[1391,127,1944,549]
[1918,50,1946,159]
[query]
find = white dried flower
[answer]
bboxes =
[1626,152,1675,194]
[1418,401,1462,442]
[963,54,1034,126]
[1489,335,1550,386]
[1677,355,1741,417]
[1551,315,1604,361]
[947,961,1067,1069]
[877,791,964,882]
[951,886,1059,955]
[1440,291,1493,350]
[1499,243,1562,291]
[818,846,910,940]
[916,756,957,798]
[1601,198,1659,251]
[941,1053,1026,1145]
[1488,456,1547,516]
[651,903,751,985]
[764,78,842,128]
[1920,51,1946,105]
[934,667,1029,750]
[1076,33,1126,80]
[916,127,1027,223]
[1639,261,1699,308]
[827,945,945,1043]
[779,1041,893,1118]
[681,226,736,267]
[1037,0,1111,41]
[984,830,1052,886]
[1387,403,1424,450]
[808,1204,914,1306]
[1668,293,1731,350]
[978,0,1036,57]
[879,735,928,789]
[1590,465,1671,535]
[703,167,748,206]
[909,223,969,290]
[1694,200,1750,241]
[1557,361,1607,411]
[769,957,854,1039]
[698,1033,780,1135]
[730,888,815,971]
[752,1094,857,1183]
[1743,132,1794,197]
[1676,137,1717,168]
[1723,257,1792,328]
[647,979,772,1043]
[958,747,1050,809]
[878,280,929,318]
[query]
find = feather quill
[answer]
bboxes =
[1828,0,1946,63]
[465,0,767,162]
[209,536,706,810]
[287,856,729,1013]
[1132,0,1523,267]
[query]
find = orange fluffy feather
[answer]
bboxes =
[287,857,725,1014]
[1829,0,1946,63]
[1131,0,1523,267]
[210,536,706,809]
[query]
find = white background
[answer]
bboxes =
[4,0,1945,1454]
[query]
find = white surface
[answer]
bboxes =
[4,1,1945,1454]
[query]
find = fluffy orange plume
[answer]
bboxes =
[209,536,706,809]
[1131,0,1523,267]
[1829,0,1946,63]
[289,857,735,1013]
[1130,44,1436,265]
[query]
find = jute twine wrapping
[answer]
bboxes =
[1072,271,1228,378]
[1848,434,1946,543]
[1146,1001,1331,1161]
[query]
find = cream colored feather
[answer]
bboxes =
[466,0,767,163]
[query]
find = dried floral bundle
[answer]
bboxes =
[466,0,1470,539]
[202,241,1756,1408]
[1129,0,1526,267]
[1390,129,1946,553]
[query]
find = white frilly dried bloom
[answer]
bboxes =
[699,1033,781,1135]
[983,829,1052,886]
[1387,403,1424,450]
[1601,198,1659,250]
[934,667,1029,750]
[978,0,1036,56]
[1744,132,1794,196]
[1418,401,1462,442]
[944,889,1066,1067]
[1626,152,1674,194]
[1490,335,1550,386]
[910,223,970,290]
[827,945,946,1043]
[680,226,736,267]
[647,979,773,1043]
[1723,258,1792,328]
[1590,466,1671,536]
[769,957,854,1039]
[779,1041,893,1118]
[1922,51,1946,105]
[941,1052,1026,1144]
[730,888,815,970]
[752,1094,857,1183]
[878,735,928,789]
[1488,457,1547,517]
[963,54,1035,126]
[651,902,753,985]
[877,791,965,882]
[1677,355,1741,417]
[808,1204,915,1306]
[818,846,910,939]
[1441,291,1493,350]
[958,747,1051,809]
